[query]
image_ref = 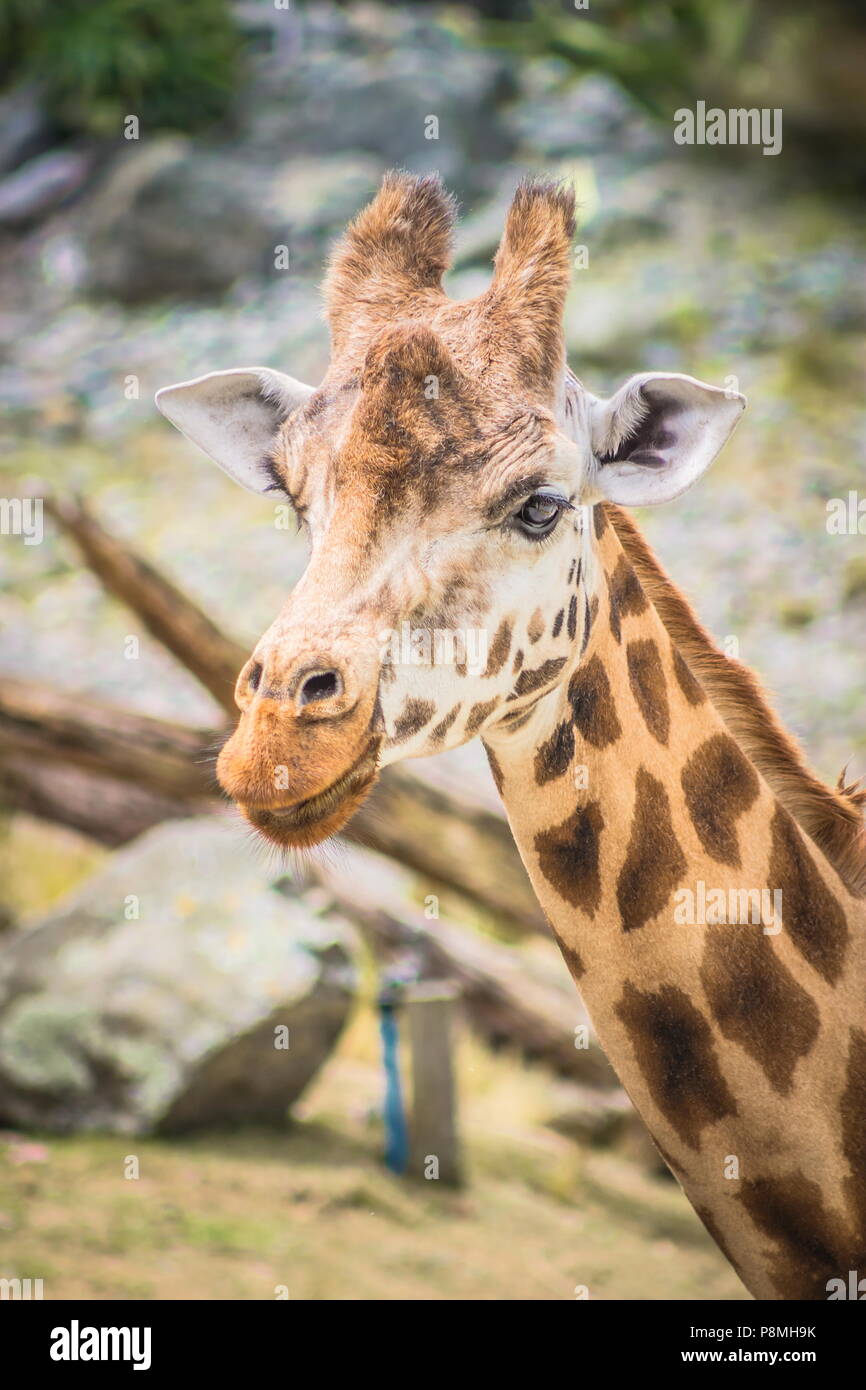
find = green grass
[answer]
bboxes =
[0,1001,748,1301]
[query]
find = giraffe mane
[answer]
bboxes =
[606,501,866,898]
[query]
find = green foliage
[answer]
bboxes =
[0,0,242,135]
[485,0,757,117]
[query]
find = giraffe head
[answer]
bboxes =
[157,174,744,848]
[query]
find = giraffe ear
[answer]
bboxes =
[589,372,745,506]
[155,368,315,494]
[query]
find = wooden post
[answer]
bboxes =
[406,981,462,1188]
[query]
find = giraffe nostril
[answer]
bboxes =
[297,669,343,708]
[248,662,263,693]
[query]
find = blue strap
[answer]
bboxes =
[379,1001,409,1175]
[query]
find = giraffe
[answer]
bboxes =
[156,173,866,1300]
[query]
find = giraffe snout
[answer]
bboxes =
[233,648,360,723]
[217,626,384,839]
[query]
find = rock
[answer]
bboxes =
[506,67,663,163]
[0,818,357,1134]
[80,140,275,301]
[452,182,514,270]
[264,153,386,269]
[546,1081,670,1175]
[0,150,91,227]
[0,85,53,177]
[235,5,516,200]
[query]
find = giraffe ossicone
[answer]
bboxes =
[157,173,866,1301]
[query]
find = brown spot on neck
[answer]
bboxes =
[390,697,435,744]
[535,801,605,916]
[737,1172,865,1299]
[511,656,568,699]
[485,616,513,678]
[607,553,648,645]
[769,805,849,985]
[625,637,670,745]
[465,698,501,735]
[672,646,707,705]
[430,702,462,743]
[681,733,760,868]
[567,655,622,748]
[534,720,575,786]
[617,768,686,933]
[580,594,598,656]
[484,741,505,795]
[551,931,586,981]
[699,926,820,1095]
[615,981,738,1149]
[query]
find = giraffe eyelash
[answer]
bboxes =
[509,491,575,538]
[514,490,575,515]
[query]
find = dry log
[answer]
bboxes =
[0,671,543,932]
[0,757,208,847]
[355,764,543,933]
[0,690,545,931]
[45,495,247,715]
[0,677,218,801]
[305,840,617,1089]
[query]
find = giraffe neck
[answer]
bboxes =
[484,509,866,1300]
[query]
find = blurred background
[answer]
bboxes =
[0,0,864,1300]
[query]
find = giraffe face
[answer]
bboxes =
[156,174,744,849]
[272,363,589,765]
[210,352,590,849]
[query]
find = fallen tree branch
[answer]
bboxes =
[305,840,617,1089]
[0,677,218,801]
[0,757,209,847]
[0,670,544,933]
[46,495,248,715]
[353,764,543,933]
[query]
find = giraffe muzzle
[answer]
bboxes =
[217,642,384,848]
[237,735,383,850]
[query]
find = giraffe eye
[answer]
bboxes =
[513,492,567,540]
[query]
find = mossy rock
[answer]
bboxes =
[0,818,357,1134]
